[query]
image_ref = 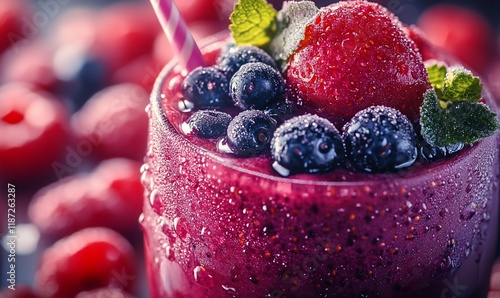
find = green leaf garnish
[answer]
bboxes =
[420,64,499,147]
[441,67,482,102]
[229,0,278,47]
[425,62,447,92]
[269,1,319,70]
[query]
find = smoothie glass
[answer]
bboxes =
[141,34,500,297]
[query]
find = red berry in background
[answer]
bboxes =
[28,158,143,237]
[51,7,98,50]
[0,40,59,92]
[286,1,429,126]
[93,2,161,75]
[33,228,137,298]
[0,83,69,183]
[75,287,134,298]
[417,4,495,75]
[71,83,149,161]
[175,0,229,23]
[0,0,33,54]
[152,20,227,69]
[111,55,162,93]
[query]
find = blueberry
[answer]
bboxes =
[226,110,277,156]
[271,114,345,175]
[216,45,277,79]
[342,106,417,173]
[265,101,296,122]
[181,66,231,109]
[420,142,464,161]
[186,110,232,138]
[230,62,285,110]
[58,55,107,112]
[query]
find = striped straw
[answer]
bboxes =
[150,0,206,71]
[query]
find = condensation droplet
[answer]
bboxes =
[149,189,159,206]
[194,266,214,287]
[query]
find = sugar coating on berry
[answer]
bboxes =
[187,110,232,138]
[216,45,278,78]
[343,106,417,173]
[230,62,285,110]
[271,114,345,175]
[181,66,231,109]
[226,110,277,156]
[286,1,429,125]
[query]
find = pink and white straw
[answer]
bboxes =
[150,0,206,71]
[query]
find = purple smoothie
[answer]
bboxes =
[141,35,500,297]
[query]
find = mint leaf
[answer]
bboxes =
[229,0,277,47]
[420,89,499,147]
[441,66,482,102]
[268,1,319,70]
[425,62,447,92]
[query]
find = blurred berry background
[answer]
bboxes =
[0,0,499,297]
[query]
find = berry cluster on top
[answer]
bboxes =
[179,43,466,176]
[177,0,498,176]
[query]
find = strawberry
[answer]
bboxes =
[286,1,429,126]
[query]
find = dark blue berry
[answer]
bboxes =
[271,114,345,176]
[420,142,464,161]
[342,106,417,173]
[58,55,107,112]
[230,62,285,110]
[227,110,277,156]
[216,45,277,79]
[186,110,232,138]
[265,101,296,122]
[181,66,231,109]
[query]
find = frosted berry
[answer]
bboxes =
[187,110,232,138]
[217,45,277,78]
[271,114,345,175]
[182,66,231,109]
[286,1,429,125]
[230,62,285,110]
[420,141,464,161]
[227,110,277,156]
[265,101,296,122]
[343,106,417,173]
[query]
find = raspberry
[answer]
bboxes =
[0,83,69,183]
[71,84,149,161]
[0,0,32,53]
[28,158,143,237]
[271,114,345,175]
[286,1,429,125]
[342,106,417,173]
[0,41,59,92]
[33,228,137,298]
[227,110,277,156]
[230,62,285,110]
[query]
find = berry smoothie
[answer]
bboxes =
[142,1,500,297]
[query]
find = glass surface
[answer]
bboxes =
[141,34,500,297]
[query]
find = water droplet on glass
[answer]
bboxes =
[460,203,478,221]
[173,217,188,240]
[149,189,159,206]
[194,265,214,287]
